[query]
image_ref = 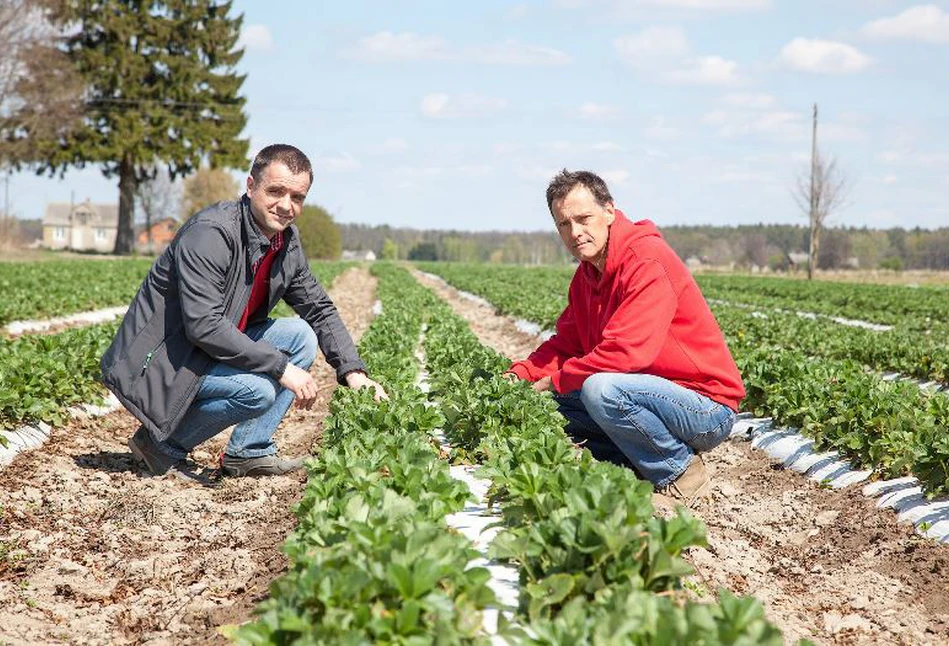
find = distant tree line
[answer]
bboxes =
[339,222,949,271]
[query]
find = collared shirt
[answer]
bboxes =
[237,231,284,332]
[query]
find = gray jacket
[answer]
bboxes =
[100,195,366,441]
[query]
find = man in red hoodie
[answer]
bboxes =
[508,170,745,506]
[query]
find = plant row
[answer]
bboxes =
[417,271,784,644]
[235,263,497,644]
[709,302,949,386]
[419,263,949,498]
[0,321,119,439]
[717,309,949,497]
[0,258,153,326]
[0,258,350,326]
[694,274,949,339]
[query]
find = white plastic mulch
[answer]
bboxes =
[3,305,128,337]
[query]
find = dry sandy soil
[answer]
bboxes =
[414,269,949,646]
[0,267,378,645]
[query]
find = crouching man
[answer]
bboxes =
[507,170,744,506]
[101,144,385,479]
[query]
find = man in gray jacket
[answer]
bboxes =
[101,144,385,478]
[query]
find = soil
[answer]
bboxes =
[413,268,949,646]
[0,266,378,645]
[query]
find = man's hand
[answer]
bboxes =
[502,372,519,383]
[279,363,320,409]
[345,370,389,401]
[532,375,554,393]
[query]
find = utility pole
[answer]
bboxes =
[807,103,819,281]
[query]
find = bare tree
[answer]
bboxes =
[793,105,850,280]
[180,167,241,219]
[136,168,182,254]
[0,1,83,169]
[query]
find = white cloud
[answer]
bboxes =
[344,32,569,66]
[382,138,408,153]
[592,141,624,151]
[544,141,573,151]
[642,0,768,7]
[644,116,680,139]
[721,93,777,109]
[238,25,273,51]
[457,164,494,176]
[875,150,949,166]
[420,93,508,119]
[882,175,898,185]
[778,38,871,74]
[668,55,740,85]
[344,32,448,62]
[518,165,561,182]
[576,102,620,120]
[861,5,949,44]
[715,170,776,183]
[601,170,631,185]
[615,26,741,86]
[615,26,690,68]
[315,152,360,172]
[463,40,572,66]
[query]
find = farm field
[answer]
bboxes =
[0,258,948,643]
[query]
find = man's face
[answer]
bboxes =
[552,185,615,267]
[246,162,311,239]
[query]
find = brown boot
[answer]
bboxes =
[658,455,710,508]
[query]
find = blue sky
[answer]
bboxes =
[9,0,949,231]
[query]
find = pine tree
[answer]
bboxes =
[2,0,248,254]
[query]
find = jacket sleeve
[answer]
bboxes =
[551,258,676,394]
[509,296,585,382]
[282,253,367,385]
[176,223,289,380]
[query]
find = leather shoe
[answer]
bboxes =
[657,455,711,508]
[221,453,305,477]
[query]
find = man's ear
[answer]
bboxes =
[604,202,615,225]
[246,175,255,193]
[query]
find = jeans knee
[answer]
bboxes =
[580,373,618,410]
[285,318,318,367]
[237,381,277,415]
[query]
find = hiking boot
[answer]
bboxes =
[221,453,305,477]
[128,425,181,475]
[658,455,711,508]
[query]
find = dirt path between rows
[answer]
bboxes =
[0,266,378,645]
[414,269,949,646]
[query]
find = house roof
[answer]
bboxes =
[43,200,119,227]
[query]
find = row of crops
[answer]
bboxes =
[418,263,949,499]
[0,258,353,327]
[0,260,350,440]
[236,263,783,644]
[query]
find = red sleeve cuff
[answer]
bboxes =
[508,363,533,381]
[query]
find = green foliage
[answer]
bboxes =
[381,238,399,260]
[297,205,342,260]
[0,322,118,432]
[0,259,153,325]
[408,242,439,262]
[879,256,904,272]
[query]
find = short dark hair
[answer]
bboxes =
[249,144,313,184]
[546,169,613,213]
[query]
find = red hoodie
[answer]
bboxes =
[509,211,745,411]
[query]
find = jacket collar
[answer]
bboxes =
[239,195,296,268]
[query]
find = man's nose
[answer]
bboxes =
[276,193,292,212]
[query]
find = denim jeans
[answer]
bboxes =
[554,373,736,488]
[154,317,318,460]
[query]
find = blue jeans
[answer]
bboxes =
[554,373,736,488]
[155,317,318,460]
